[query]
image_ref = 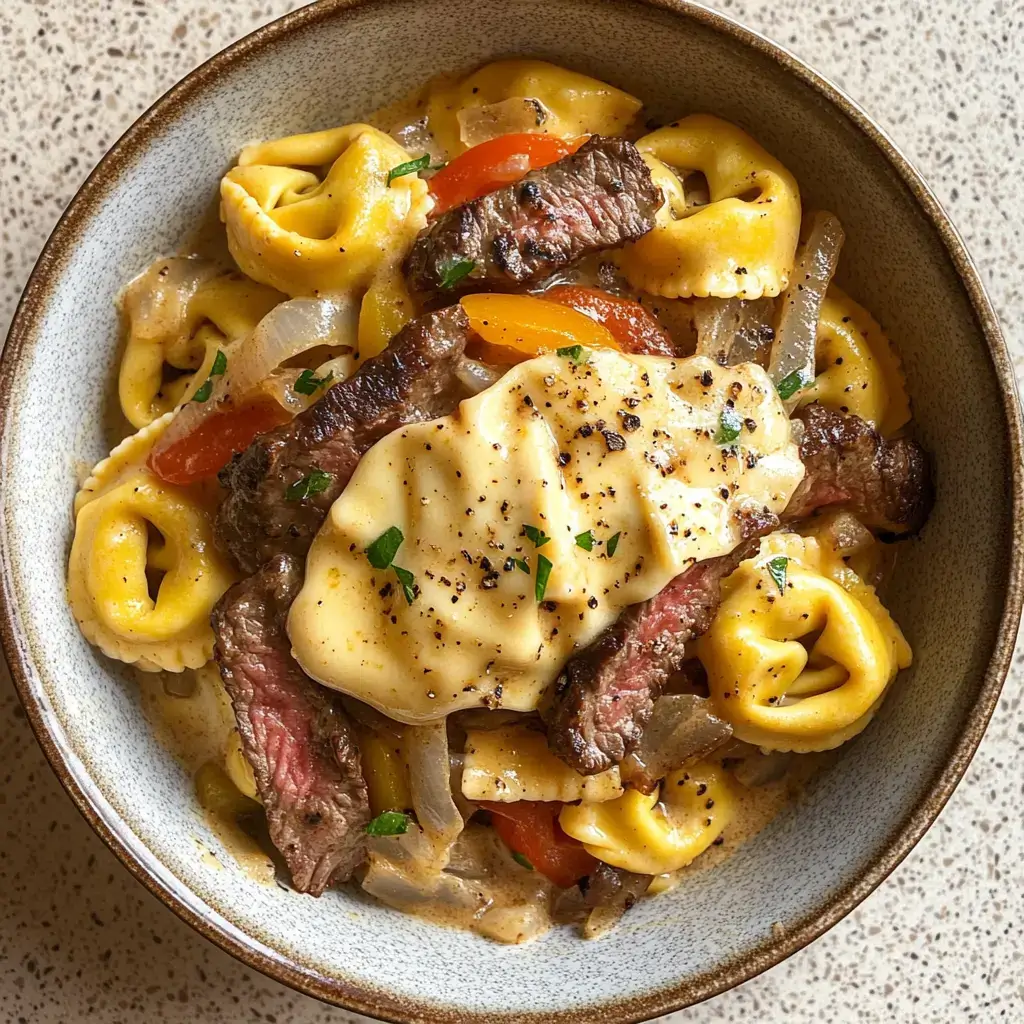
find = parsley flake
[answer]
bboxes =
[293,368,334,396]
[513,558,530,575]
[776,368,812,401]
[393,564,417,605]
[365,811,410,836]
[575,530,595,551]
[365,526,405,570]
[714,406,743,446]
[512,851,534,870]
[285,469,333,502]
[535,553,553,602]
[607,531,621,557]
[386,153,430,184]
[766,555,789,594]
[556,344,590,363]
[522,524,551,548]
[438,257,476,289]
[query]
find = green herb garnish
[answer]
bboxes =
[191,349,228,402]
[393,564,417,605]
[714,406,743,446]
[285,469,333,502]
[365,811,410,836]
[575,530,595,551]
[766,556,789,594]
[522,524,550,548]
[293,368,334,396]
[556,344,589,363]
[438,257,476,289]
[776,368,812,401]
[607,531,621,557]
[512,851,534,870]
[513,558,530,574]
[365,526,405,570]
[387,153,431,184]
[535,553,553,602]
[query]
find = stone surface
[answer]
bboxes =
[0,1,1021,1021]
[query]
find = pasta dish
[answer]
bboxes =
[67,60,932,943]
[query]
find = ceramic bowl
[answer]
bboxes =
[2,1,1021,1020]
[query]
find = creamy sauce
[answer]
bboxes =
[290,352,803,722]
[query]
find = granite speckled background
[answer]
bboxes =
[1,1,1022,1021]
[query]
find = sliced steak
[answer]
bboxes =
[786,403,932,534]
[544,527,772,777]
[405,135,662,291]
[212,554,370,895]
[216,306,471,574]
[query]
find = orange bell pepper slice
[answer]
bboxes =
[460,293,618,358]
[542,284,676,356]
[429,133,586,215]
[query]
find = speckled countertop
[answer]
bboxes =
[1,1,1022,1021]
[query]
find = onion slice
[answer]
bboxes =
[150,294,358,462]
[457,97,552,148]
[767,211,846,398]
[455,357,505,395]
[692,297,776,367]
[405,721,464,848]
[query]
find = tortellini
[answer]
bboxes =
[68,415,237,672]
[796,285,910,436]
[697,533,911,752]
[462,725,622,804]
[220,124,431,298]
[559,761,735,876]
[357,257,415,364]
[618,115,801,300]
[426,59,642,158]
[120,258,284,428]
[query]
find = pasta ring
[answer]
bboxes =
[698,536,910,752]
[796,285,910,436]
[618,114,801,299]
[559,760,735,876]
[69,472,237,672]
[220,124,431,298]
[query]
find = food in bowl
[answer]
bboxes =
[66,58,932,944]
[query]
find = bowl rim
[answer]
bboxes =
[1,0,1022,1020]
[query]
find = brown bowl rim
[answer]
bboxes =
[1,1,1021,1021]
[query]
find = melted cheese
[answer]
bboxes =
[289,352,804,722]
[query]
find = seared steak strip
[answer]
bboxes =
[545,526,772,777]
[212,554,370,895]
[217,306,471,573]
[405,136,662,292]
[786,403,932,533]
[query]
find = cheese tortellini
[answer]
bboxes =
[462,725,623,804]
[68,415,237,672]
[796,285,910,436]
[120,259,284,429]
[425,59,642,158]
[619,115,801,300]
[559,761,735,875]
[220,124,432,298]
[698,533,911,752]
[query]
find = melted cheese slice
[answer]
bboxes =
[288,352,804,722]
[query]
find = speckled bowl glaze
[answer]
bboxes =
[1,1,1021,1020]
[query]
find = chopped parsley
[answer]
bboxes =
[714,406,743,446]
[513,557,530,574]
[606,531,621,557]
[365,811,410,836]
[776,368,812,401]
[556,344,589,363]
[386,153,430,184]
[767,555,789,594]
[191,348,227,403]
[522,524,551,548]
[575,530,595,551]
[393,564,417,605]
[293,368,334,396]
[512,851,534,870]
[437,257,476,289]
[535,553,553,602]
[365,526,405,569]
[285,469,332,502]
